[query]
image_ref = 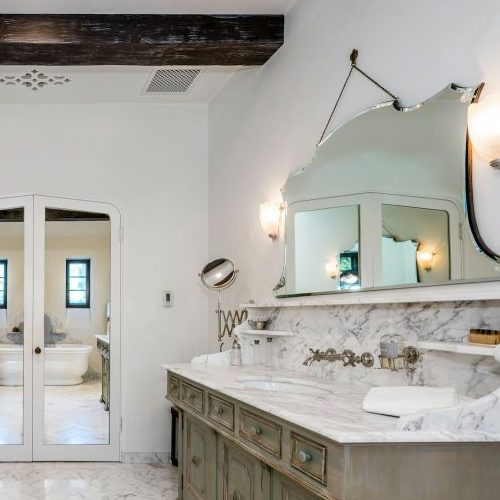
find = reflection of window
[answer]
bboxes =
[0,260,7,309]
[66,259,90,308]
[339,251,360,290]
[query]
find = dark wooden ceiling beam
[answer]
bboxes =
[0,14,284,66]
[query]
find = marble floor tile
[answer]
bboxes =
[0,382,109,445]
[44,382,109,445]
[0,386,23,444]
[0,462,178,499]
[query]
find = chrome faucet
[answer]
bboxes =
[303,348,374,368]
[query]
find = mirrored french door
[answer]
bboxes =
[0,195,120,461]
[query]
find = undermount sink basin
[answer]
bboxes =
[235,376,332,395]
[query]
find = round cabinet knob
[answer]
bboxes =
[213,406,223,415]
[191,455,200,468]
[34,347,42,355]
[232,490,242,500]
[298,450,312,464]
[249,426,262,437]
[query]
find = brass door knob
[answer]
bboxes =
[34,347,42,355]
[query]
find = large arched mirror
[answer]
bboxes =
[466,84,500,263]
[275,83,499,297]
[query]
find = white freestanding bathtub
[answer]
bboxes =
[0,343,92,386]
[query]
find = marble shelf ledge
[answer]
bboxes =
[417,340,498,357]
[242,280,500,309]
[238,329,295,338]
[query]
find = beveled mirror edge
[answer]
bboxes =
[284,83,479,185]
[274,82,491,298]
[464,82,500,262]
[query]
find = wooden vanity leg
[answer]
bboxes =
[100,354,105,404]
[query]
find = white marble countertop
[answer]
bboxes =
[162,363,500,444]
[95,335,109,344]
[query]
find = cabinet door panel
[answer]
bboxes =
[272,472,321,500]
[218,438,271,500]
[184,414,213,500]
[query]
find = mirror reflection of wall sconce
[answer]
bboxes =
[259,201,283,241]
[468,93,500,169]
[417,250,434,272]
[325,259,339,279]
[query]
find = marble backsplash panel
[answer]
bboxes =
[244,300,500,398]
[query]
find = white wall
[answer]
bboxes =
[208,0,500,341]
[0,103,209,454]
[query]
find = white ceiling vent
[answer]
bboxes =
[142,68,202,95]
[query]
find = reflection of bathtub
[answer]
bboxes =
[0,344,92,386]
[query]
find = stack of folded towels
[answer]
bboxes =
[362,386,458,417]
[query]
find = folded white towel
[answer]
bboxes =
[363,386,458,417]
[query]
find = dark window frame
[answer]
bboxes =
[0,260,7,309]
[66,259,90,309]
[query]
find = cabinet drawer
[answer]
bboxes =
[290,432,327,485]
[181,382,204,413]
[239,408,282,458]
[167,375,180,401]
[207,393,234,431]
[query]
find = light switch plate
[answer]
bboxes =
[163,291,173,307]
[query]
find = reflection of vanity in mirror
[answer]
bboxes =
[276,83,498,297]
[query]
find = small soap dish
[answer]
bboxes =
[248,319,269,330]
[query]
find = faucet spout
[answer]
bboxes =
[303,348,320,366]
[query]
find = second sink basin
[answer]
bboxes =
[235,376,332,395]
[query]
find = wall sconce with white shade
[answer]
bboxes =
[325,260,339,279]
[259,201,283,241]
[417,250,434,272]
[468,94,500,169]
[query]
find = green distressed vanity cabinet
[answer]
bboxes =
[168,372,332,499]
[167,371,500,500]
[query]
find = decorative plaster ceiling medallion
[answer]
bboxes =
[0,69,71,91]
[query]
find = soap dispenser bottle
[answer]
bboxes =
[231,338,242,367]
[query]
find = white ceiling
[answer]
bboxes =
[0,1,296,104]
[0,65,241,104]
[0,0,296,15]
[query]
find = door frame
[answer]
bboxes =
[0,194,122,462]
[0,196,34,461]
[32,195,121,461]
